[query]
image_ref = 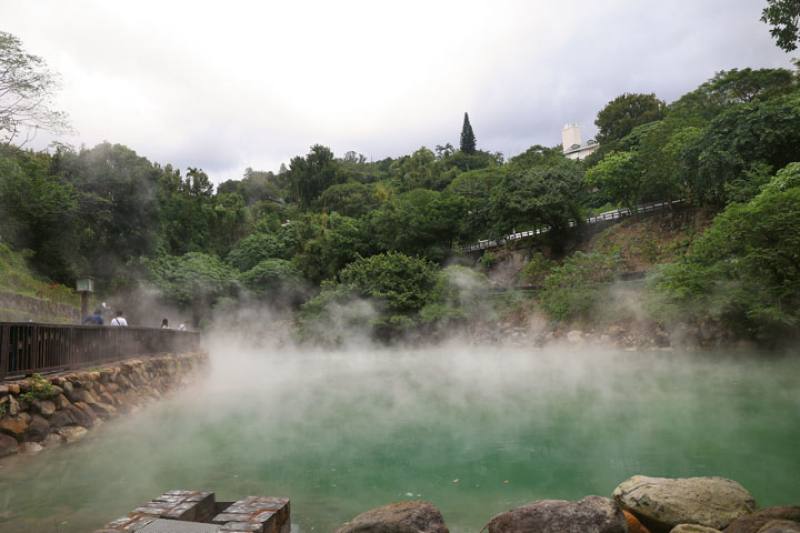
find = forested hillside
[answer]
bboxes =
[1,28,799,345]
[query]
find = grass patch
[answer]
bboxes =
[0,243,79,308]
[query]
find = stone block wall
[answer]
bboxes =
[0,351,207,458]
[0,291,80,323]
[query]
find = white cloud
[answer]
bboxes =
[1,0,793,180]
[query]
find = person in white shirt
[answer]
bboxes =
[110,310,128,327]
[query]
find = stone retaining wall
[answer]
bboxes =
[0,291,80,323]
[0,351,207,458]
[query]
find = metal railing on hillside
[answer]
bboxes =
[459,199,685,253]
[0,323,201,380]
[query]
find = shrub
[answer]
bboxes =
[539,251,621,321]
[420,265,490,328]
[519,252,554,286]
[226,232,288,272]
[145,252,239,309]
[479,251,498,270]
[337,252,439,314]
[298,252,440,341]
[240,259,305,307]
[20,373,56,404]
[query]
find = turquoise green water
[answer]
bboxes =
[0,346,799,532]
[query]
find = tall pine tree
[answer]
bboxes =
[460,112,476,154]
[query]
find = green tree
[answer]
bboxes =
[0,149,79,280]
[445,167,503,240]
[240,258,304,306]
[700,68,796,104]
[595,93,667,146]
[55,143,163,289]
[288,144,341,208]
[218,168,284,205]
[338,252,438,314]
[319,181,380,217]
[761,0,800,52]
[300,251,440,340]
[653,164,800,341]
[508,144,566,171]
[0,31,69,145]
[292,213,375,284]
[370,188,464,261]
[156,165,219,257]
[145,252,239,325]
[227,232,288,272]
[586,151,643,211]
[682,93,800,205]
[490,160,584,245]
[460,112,477,154]
[390,147,455,191]
[669,68,797,128]
[209,191,248,257]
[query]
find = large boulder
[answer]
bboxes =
[485,496,627,533]
[0,394,20,415]
[55,393,71,410]
[68,387,99,405]
[0,413,30,438]
[335,501,449,533]
[49,408,79,429]
[19,442,44,455]
[25,414,50,442]
[32,399,56,417]
[69,402,97,427]
[90,402,117,419]
[0,433,18,457]
[42,433,63,447]
[613,476,755,532]
[58,425,88,443]
[725,507,800,533]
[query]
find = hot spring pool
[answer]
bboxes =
[1,344,799,532]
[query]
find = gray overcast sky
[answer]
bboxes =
[0,0,794,181]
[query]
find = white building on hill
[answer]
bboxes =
[561,124,599,160]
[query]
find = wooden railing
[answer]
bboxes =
[0,323,201,380]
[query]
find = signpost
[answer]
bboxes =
[76,277,94,323]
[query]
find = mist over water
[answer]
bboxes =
[1,340,799,532]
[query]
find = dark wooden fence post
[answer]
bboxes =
[30,324,40,375]
[0,324,8,381]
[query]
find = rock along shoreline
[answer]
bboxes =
[335,475,799,533]
[0,351,206,460]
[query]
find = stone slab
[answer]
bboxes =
[138,519,221,532]
[212,497,290,533]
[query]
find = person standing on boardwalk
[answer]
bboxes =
[82,308,104,325]
[110,310,128,327]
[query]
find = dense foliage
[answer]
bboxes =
[761,0,800,52]
[1,27,799,344]
[539,251,621,321]
[298,252,440,341]
[653,164,800,341]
